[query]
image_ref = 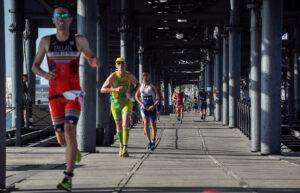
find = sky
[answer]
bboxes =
[4,0,55,84]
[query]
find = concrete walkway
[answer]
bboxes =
[4,112,300,193]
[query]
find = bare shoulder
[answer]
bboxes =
[40,35,51,52]
[75,34,88,50]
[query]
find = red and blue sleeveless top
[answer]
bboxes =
[46,34,81,98]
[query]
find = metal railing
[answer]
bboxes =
[237,100,251,139]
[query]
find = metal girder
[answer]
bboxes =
[136,12,226,27]
[160,64,200,70]
[168,72,200,78]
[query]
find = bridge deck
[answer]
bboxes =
[5,112,300,193]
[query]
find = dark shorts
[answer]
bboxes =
[200,101,207,110]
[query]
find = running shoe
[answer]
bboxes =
[119,144,123,157]
[75,150,82,163]
[147,142,152,149]
[180,120,182,124]
[121,146,129,157]
[57,177,72,192]
[150,141,156,151]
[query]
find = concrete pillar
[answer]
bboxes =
[138,27,144,83]
[228,0,241,128]
[0,0,6,188]
[120,0,134,73]
[294,27,300,119]
[215,35,222,121]
[260,0,282,155]
[9,0,24,146]
[207,52,214,116]
[77,0,98,152]
[222,34,229,125]
[96,1,111,146]
[248,2,262,152]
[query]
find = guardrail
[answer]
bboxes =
[237,100,251,140]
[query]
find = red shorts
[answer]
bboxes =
[48,96,82,132]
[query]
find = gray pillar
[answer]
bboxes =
[260,0,282,155]
[77,0,98,152]
[222,34,229,125]
[294,27,300,119]
[228,0,241,128]
[163,71,169,114]
[120,0,134,73]
[215,36,222,121]
[96,2,110,146]
[0,0,6,188]
[138,27,144,83]
[24,19,37,104]
[248,2,262,152]
[207,53,214,116]
[201,66,205,89]
[9,0,24,146]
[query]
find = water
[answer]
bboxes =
[6,113,12,130]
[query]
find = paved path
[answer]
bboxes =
[4,112,300,193]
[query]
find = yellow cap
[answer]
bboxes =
[115,57,125,63]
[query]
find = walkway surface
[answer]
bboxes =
[4,112,300,193]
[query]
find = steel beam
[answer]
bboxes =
[294,26,300,120]
[77,0,98,152]
[249,3,262,152]
[260,0,282,155]
[96,1,111,147]
[228,0,241,128]
[0,0,6,188]
[10,0,24,146]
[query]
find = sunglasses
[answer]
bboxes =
[116,61,125,65]
[53,12,71,19]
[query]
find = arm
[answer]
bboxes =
[76,35,100,67]
[148,85,163,111]
[135,87,146,110]
[129,73,140,95]
[100,73,123,93]
[32,36,56,80]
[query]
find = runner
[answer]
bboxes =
[198,88,209,120]
[32,5,99,192]
[135,71,162,150]
[192,97,198,113]
[101,57,139,158]
[172,86,185,124]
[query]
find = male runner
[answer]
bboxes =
[101,57,139,157]
[172,86,185,124]
[135,71,162,150]
[198,88,209,120]
[32,5,99,191]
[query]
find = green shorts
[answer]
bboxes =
[111,98,133,122]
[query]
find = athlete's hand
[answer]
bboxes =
[148,105,155,111]
[87,56,100,67]
[43,69,56,80]
[115,86,124,92]
[141,104,147,110]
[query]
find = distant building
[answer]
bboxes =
[35,84,49,104]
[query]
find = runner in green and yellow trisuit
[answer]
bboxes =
[101,57,139,157]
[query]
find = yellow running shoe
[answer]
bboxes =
[119,144,123,157]
[76,150,82,163]
[121,146,129,157]
[57,177,72,192]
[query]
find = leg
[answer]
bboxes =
[144,118,151,142]
[150,122,157,142]
[64,123,77,178]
